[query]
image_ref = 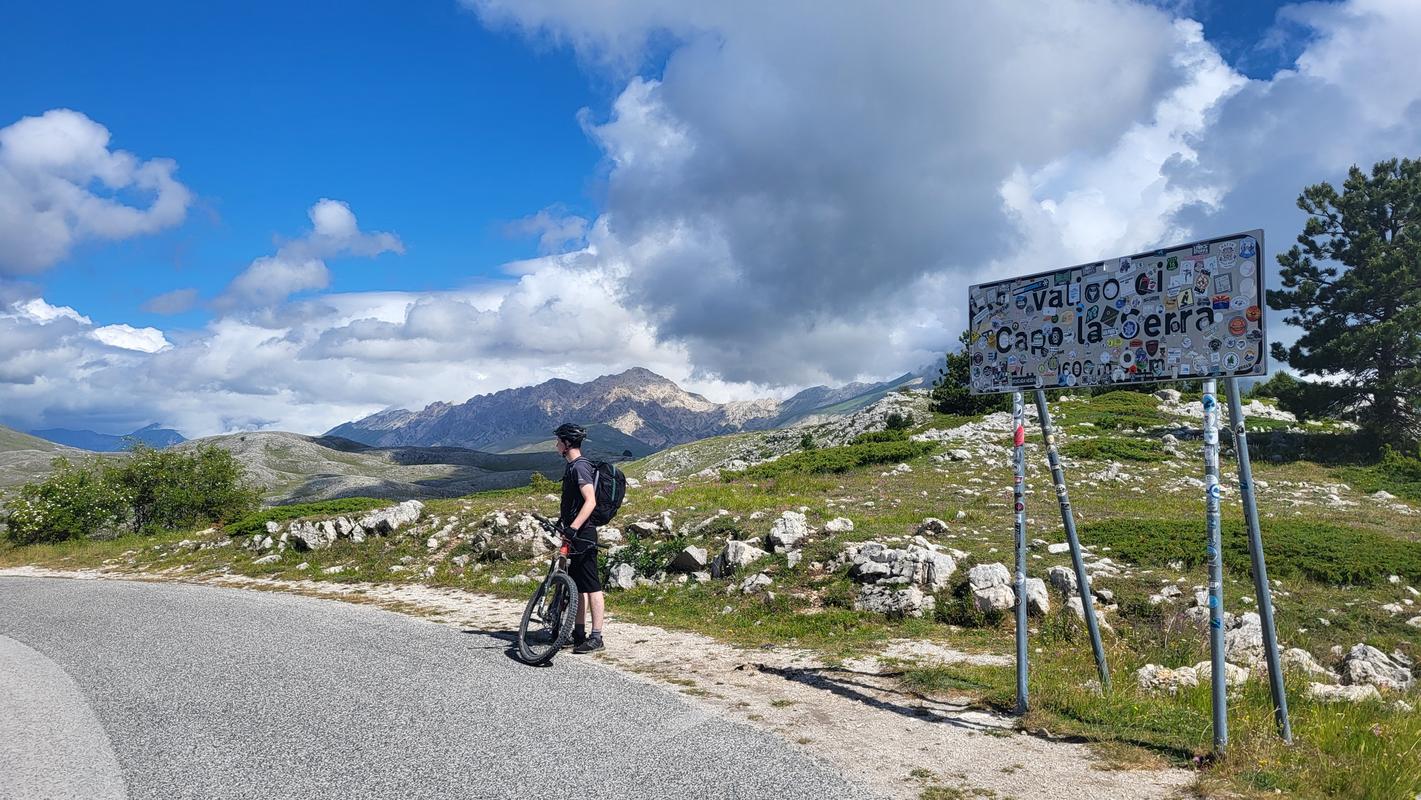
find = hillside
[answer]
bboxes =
[0,424,92,494]
[10,388,1417,799]
[185,432,566,505]
[327,367,927,454]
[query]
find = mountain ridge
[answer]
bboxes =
[326,367,927,453]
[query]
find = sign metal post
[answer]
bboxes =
[1202,379,1227,749]
[1225,378,1293,743]
[1033,389,1110,691]
[1012,391,1029,713]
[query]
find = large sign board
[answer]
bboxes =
[967,230,1267,394]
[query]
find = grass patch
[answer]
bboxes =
[1079,518,1421,585]
[1056,391,1169,431]
[224,497,393,537]
[1062,436,1168,463]
[730,440,936,480]
[1335,445,1421,503]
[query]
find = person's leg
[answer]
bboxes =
[589,591,605,632]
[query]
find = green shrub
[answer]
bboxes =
[528,471,556,492]
[108,444,261,534]
[606,532,687,580]
[730,440,936,480]
[1075,391,1169,430]
[885,412,913,431]
[852,429,909,444]
[1062,437,1168,462]
[226,497,393,537]
[799,432,816,450]
[2,457,126,544]
[1079,518,1421,585]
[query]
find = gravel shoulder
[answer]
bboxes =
[2,566,1192,800]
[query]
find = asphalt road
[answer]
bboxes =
[0,576,872,800]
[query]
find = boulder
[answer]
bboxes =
[1305,683,1382,704]
[1154,388,1182,402]
[287,520,337,551]
[1341,644,1415,691]
[608,562,636,591]
[1024,578,1050,617]
[669,545,709,573]
[1136,664,1199,695]
[823,517,855,533]
[968,563,1015,612]
[644,470,666,482]
[1047,565,1077,598]
[850,560,892,582]
[916,518,949,535]
[1193,661,1250,688]
[740,572,773,594]
[1224,612,1266,665]
[855,585,935,618]
[357,500,424,535]
[1407,616,1421,629]
[767,511,810,552]
[1046,542,1071,555]
[252,553,281,565]
[264,520,280,535]
[627,520,661,537]
[786,550,803,570]
[711,539,769,578]
[660,510,675,533]
[1282,648,1337,683]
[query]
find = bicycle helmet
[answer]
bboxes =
[553,423,587,446]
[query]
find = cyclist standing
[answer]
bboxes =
[553,423,606,653]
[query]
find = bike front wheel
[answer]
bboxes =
[517,572,580,665]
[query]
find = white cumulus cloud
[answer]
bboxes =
[0,109,192,275]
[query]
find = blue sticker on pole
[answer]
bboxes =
[1202,393,1216,410]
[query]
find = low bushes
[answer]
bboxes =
[1062,436,1168,462]
[730,440,936,480]
[1079,517,1421,586]
[2,444,260,545]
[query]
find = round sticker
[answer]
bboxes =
[1120,350,1135,366]
[1099,351,1112,364]
[1239,260,1255,277]
[1246,305,1261,322]
[1182,336,1193,349]
[1225,353,1240,370]
[1228,317,1247,336]
[1239,278,1256,297]
[1122,319,1139,338]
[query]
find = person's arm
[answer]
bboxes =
[569,483,596,531]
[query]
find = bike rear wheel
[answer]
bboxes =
[517,572,579,664]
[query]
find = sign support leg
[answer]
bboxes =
[1033,389,1110,691]
[1202,379,1227,750]
[1012,391,1029,714]
[1225,378,1293,743]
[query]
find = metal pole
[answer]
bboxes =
[1012,391,1029,714]
[1226,378,1293,743]
[1202,379,1227,750]
[1034,389,1111,691]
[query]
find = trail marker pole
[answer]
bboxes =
[1202,379,1227,750]
[1033,389,1110,691]
[1225,378,1293,743]
[1012,390,1029,713]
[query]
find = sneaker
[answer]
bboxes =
[572,635,604,654]
[572,627,586,647]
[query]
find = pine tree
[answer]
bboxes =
[1267,158,1421,446]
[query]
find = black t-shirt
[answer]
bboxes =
[560,457,596,527]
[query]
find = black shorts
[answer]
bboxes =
[568,527,602,593]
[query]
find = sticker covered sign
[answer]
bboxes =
[967,230,1267,394]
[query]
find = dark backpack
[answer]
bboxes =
[577,458,627,525]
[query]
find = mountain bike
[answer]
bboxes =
[516,513,583,664]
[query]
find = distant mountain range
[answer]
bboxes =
[326,367,927,454]
[30,423,187,453]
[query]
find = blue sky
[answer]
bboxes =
[3,0,605,330]
[3,0,1418,437]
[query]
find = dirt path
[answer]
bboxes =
[1,566,1192,799]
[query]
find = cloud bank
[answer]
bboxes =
[5,0,1421,437]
